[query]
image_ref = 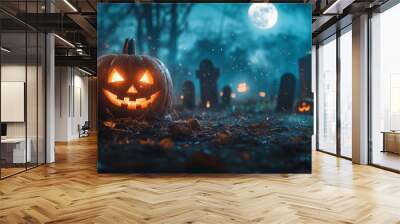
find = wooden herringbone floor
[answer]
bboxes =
[1,135,400,224]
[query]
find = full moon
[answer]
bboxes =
[248,3,278,30]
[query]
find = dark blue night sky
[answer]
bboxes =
[98,3,311,100]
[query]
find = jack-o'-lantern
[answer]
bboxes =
[296,99,313,114]
[98,38,173,120]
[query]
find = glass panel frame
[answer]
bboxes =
[0,22,28,178]
[0,0,47,179]
[316,24,353,160]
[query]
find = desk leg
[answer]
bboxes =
[382,133,386,153]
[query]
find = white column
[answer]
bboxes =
[352,14,369,164]
[46,32,55,163]
[45,0,56,163]
[54,67,73,141]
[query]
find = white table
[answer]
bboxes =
[1,138,31,163]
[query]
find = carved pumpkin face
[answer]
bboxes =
[296,100,313,114]
[98,53,173,120]
[104,64,158,110]
[298,102,310,112]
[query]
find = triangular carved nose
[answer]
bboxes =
[127,85,138,94]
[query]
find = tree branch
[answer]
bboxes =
[177,4,194,36]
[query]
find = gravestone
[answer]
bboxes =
[276,73,296,113]
[182,80,195,109]
[221,85,232,107]
[299,55,312,99]
[196,59,219,108]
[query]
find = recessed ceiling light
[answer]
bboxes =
[323,0,342,15]
[63,0,78,12]
[54,34,75,48]
[78,67,93,76]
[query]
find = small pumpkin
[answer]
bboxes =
[296,99,313,114]
[98,38,173,120]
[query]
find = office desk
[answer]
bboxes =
[382,131,400,154]
[1,138,31,163]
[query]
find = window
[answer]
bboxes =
[370,3,400,171]
[339,28,352,158]
[317,36,337,154]
[316,26,353,159]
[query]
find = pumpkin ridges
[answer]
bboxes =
[154,57,173,114]
[140,56,173,118]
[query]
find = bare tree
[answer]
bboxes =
[141,4,168,56]
[167,4,194,86]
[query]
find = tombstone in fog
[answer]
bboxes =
[196,59,220,108]
[221,85,232,107]
[299,55,312,99]
[182,80,195,109]
[276,73,296,113]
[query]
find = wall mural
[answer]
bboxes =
[97,3,312,173]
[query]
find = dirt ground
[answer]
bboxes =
[98,107,312,173]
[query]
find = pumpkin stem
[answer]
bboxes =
[123,38,136,55]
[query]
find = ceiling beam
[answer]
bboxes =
[55,55,96,71]
[67,13,97,39]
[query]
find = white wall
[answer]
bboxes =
[72,73,89,138]
[54,67,89,141]
[1,63,46,164]
[1,65,39,138]
[1,65,26,136]
[55,67,70,141]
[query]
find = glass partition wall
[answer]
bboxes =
[317,35,337,155]
[0,2,46,179]
[370,3,400,171]
[339,27,352,159]
[316,26,353,159]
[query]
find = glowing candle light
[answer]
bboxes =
[206,100,211,108]
[231,93,237,99]
[259,91,266,97]
[237,82,248,93]
[180,95,184,100]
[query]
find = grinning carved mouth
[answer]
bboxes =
[104,89,160,110]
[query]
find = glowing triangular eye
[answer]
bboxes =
[139,71,154,84]
[109,69,124,83]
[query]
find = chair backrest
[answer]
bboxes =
[82,121,90,129]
